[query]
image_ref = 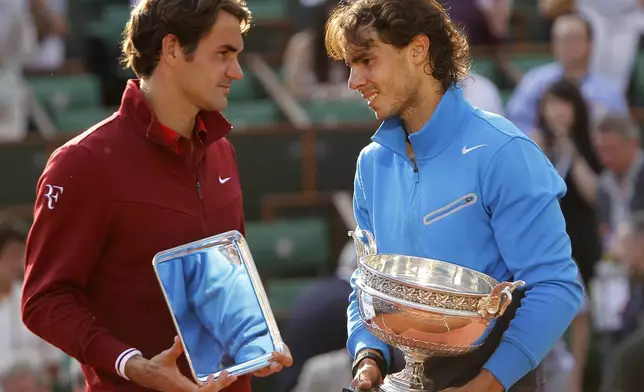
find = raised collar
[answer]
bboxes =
[372,87,470,160]
[118,79,233,155]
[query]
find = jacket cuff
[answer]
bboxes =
[80,335,136,377]
[483,340,535,390]
[350,330,392,371]
[115,348,143,380]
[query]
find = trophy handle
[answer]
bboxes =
[348,227,378,258]
[477,280,525,321]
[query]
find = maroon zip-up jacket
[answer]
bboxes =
[22,80,251,392]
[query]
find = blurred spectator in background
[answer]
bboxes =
[462,72,505,115]
[0,361,51,392]
[578,0,644,95]
[439,0,522,86]
[532,79,603,285]
[506,13,628,134]
[0,215,63,380]
[538,0,574,19]
[439,0,513,47]
[0,0,37,142]
[275,238,354,392]
[600,211,644,392]
[594,115,644,246]
[24,0,68,74]
[541,0,644,95]
[283,0,357,100]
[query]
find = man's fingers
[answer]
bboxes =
[271,351,293,367]
[214,371,237,389]
[356,367,379,390]
[203,372,237,392]
[269,362,283,373]
[357,370,373,389]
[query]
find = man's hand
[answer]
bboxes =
[124,336,237,392]
[252,344,293,378]
[350,357,382,391]
[439,370,504,392]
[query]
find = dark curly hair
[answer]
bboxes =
[121,0,252,79]
[325,0,471,93]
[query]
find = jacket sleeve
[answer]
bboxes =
[346,155,392,368]
[21,144,136,377]
[480,137,584,389]
[186,251,271,365]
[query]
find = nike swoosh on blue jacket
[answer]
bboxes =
[347,87,584,390]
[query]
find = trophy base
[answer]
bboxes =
[377,353,434,392]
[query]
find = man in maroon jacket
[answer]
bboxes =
[20,1,292,392]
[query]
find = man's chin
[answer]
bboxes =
[202,99,228,113]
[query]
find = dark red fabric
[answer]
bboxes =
[22,79,249,392]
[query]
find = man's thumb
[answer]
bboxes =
[164,336,184,360]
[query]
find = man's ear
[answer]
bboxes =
[408,34,430,66]
[160,34,182,65]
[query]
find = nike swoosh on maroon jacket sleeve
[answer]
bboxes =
[21,143,133,375]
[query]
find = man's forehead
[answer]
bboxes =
[553,17,586,36]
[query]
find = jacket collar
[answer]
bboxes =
[118,79,233,155]
[372,87,470,160]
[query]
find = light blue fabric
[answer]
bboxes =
[505,63,628,134]
[158,250,273,377]
[347,87,584,390]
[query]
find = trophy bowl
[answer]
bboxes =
[349,229,524,392]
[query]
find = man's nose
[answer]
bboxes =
[227,59,244,81]
[348,68,365,91]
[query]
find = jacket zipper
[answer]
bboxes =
[407,142,420,254]
[423,193,478,226]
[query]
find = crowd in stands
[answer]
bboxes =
[2,0,644,392]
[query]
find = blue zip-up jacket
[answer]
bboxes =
[347,87,584,389]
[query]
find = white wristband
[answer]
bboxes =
[115,348,143,380]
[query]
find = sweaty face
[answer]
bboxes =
[345,37,419,120]
[173,11,244,112]
[552,16,591,70]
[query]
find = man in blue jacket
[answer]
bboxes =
[325,0,585,391]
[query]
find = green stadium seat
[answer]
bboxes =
[316,129,372,191]
[267,278,319,316]
[511,54,554,74]
[227,132,304,220]
[222,99,281,128]
[52,107,117,133]
[0,141,49,207]
[302,99,375,126]
[28,74,102,113]
[86,4,130,44]
[245,218,331,278]
[229,69,266,101]
[246,0,288,20]
[471,57,501,86]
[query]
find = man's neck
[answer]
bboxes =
[401,82,443,134]
[140,77,198,139]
